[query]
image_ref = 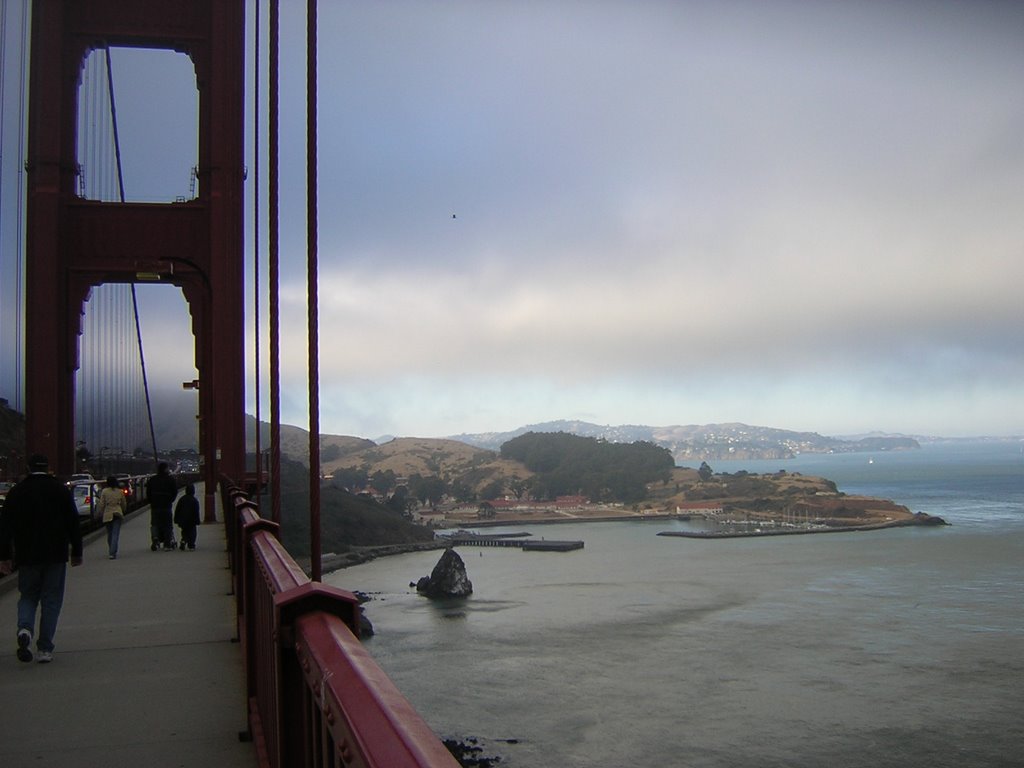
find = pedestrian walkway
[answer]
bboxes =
[0,487,255,768]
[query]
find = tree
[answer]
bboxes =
[480,479,505,501]
[332,466,368,492]
[385,485,412,518]
[449,479,476,503]
[370,469,397,494]
[409,474,447,509]
[698,461,714,482]
[509,475,529,500]
[321,443,342,462]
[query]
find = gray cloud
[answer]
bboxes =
[4,1,1023,439]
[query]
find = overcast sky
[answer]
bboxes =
[3,1,1023,440]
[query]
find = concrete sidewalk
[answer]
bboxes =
[0,490,255,768]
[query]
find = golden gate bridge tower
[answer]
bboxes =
[24,0,246,502]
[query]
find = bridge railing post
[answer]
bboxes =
[274,582,361,766]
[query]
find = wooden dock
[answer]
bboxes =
[521,539,584,552]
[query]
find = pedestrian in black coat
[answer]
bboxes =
[146,462,178,551]
[0,454,83,662]
[174,484,201,551]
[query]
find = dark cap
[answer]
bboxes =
[28,453,49,470]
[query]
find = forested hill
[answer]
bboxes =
[274,455,434,558]
[500,431,674,503]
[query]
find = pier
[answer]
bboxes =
[448,533,584,551]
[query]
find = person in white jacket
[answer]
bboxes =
[96,476,127,559]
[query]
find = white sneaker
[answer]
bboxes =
[36,650,53,664]
[17,629,33,663]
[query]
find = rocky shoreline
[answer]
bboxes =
[320,540,448,572]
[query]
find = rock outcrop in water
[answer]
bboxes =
[416,548,473,598]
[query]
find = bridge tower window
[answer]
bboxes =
[76,47,199,203]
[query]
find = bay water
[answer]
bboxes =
[327,441,1024,767]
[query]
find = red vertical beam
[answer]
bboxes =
[203,0,247,517]
[25,0,79,475]
[306,0,321,581]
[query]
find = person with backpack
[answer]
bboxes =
[0,454,83,663]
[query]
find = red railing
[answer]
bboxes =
[221,478,460,768]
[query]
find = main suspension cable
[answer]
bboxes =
[104,45,159,468]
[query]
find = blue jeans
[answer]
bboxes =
[17,562,68,653]
[106,516,123,557]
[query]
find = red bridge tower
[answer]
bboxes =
[24,0,246,509]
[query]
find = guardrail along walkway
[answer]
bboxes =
[0,488,255,768]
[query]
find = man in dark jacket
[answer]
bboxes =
[0,454,83,663]
[146,462,178,551]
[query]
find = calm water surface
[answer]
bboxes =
[327,441,1024,767]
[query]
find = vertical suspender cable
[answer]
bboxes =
[1,0,12,409]
[130,287,157,465]
[253,0,262,495]
[1,0,8,268]
[306,0,322,581]
[268,0,281,523]
[14,0,29,410]
[1,0,6,213]
[104,45,159,468]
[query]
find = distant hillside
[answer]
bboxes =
[324,437,527,498]
[244,415,375,464]
[451,420,920,462]
[70,387,926,465]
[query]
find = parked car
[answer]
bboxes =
[71,482,98,521]
[113,474,133,496]
[66,473,95,485]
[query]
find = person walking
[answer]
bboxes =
[0,454,84,663]
[96,476,127,559]
[174,483,201,551]
[145,462,178,551]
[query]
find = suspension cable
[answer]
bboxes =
[103,47,126,203]
[11,0,29,409]
[104,45,159,468]
[1,0,7,243]
[269,0,281,523]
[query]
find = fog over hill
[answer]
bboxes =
[6,391,1018,470]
